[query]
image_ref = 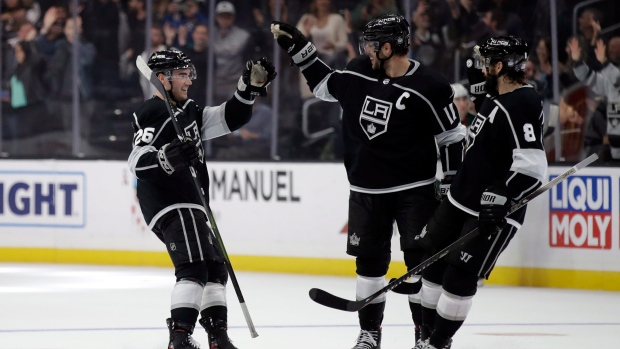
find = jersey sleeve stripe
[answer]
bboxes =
[313,72,338,102]
[128,145,157,174]
[234,91,254,105]
[393,83,446,131]
[510,148,547,182]
[133,113,141,129]
[342,70,378,81]
[512,179,540,201]
[299,57,319,71]
[493,99,520,149]
[201,104,231,140]
[449,103,458,123]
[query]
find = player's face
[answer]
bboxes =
[367,44,388,70]
[483,61,501,96]
[170,68,193,100]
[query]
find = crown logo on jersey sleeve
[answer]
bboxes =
[349,233,361,246]
[359,96,393,140]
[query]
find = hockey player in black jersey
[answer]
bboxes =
[128,50,276,349]
[413,36,548,349]
[272,14,467,349]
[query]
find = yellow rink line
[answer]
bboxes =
[1,247,619,292]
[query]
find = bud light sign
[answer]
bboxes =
[549,175,611,249]
[0,171,85,227]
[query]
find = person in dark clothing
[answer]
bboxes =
[272,14,466,349]
[128,49,276,349]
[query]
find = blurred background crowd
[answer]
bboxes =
[0,0,618,164]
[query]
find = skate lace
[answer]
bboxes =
[353,330,378,349]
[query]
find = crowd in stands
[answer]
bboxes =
[0,0,618,163]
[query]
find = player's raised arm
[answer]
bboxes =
[201,57,277,140]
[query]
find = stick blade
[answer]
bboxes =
[135,55,167,96]
[309,288,361,312]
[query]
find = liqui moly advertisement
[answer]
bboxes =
[549,175,612,249]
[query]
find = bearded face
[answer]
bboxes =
[484,62,501,96]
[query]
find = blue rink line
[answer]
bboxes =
[2,323,620,333]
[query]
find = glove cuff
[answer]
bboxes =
[158,144,175,175]
[470,81,486,95]
[291,41,317,65]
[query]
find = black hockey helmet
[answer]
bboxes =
[359,14,410,56]
[474,36,528,72]
[147,49,197,80]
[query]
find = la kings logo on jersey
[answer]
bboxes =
[184,120,205,163]
[359,96,393,140]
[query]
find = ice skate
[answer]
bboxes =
[352,328,381,349]
[423,338,452,349]
[413,338,428,349]
[199,317,238,349]
[167,318,201,349]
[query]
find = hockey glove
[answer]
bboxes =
[158,137,200,175]
[478,184,511,237]
[439,175,454,199]
[466,56,486,112]
[237,57,277,97]
[271,21,318,67]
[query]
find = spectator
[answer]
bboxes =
[119,25,171,100]
[183,23,208,106]
[296,0,348,99]
[411,0,446,73]
[608,36,620,67]
[582,96,608,158]
[212,1,250,104]
[446,0,488,47]
[81,0,120,92]
[36,5,67,63]
[45,17,96,139]
[569,36,620,160]
[248,0,289,60]
[349,0,399,34]
[525,60,549,97]
[9,40,48,139]
[179,0,208,47]
[126,0,147,56]
[576,7,604,71]
[594,36,620,85]
[213,99,273,160]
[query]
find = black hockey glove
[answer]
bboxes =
[478,184,512,238]
[466,51,486,112]
[271,21,318,67]
[439,175,454,199]
[158,137,200,175]
[237,57,277,97]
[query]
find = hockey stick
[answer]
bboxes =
[309,153,599,312]
[136,56,258,338]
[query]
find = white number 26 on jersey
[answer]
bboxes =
[523,123,536,142]
[134,127,155,145]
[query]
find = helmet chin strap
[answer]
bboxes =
[376,44,395,71]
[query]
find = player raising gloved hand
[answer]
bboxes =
[478,183,512,237]
[237,56,277,97]
[158,137,200,174]
[271,21,318,67]
[466,46,487,111]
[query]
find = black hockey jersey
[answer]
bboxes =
[128,93,254,228]
[303,55,467,193]
[449,85,548,227]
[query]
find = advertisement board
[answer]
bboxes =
[1,160,619,290]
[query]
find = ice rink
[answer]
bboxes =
[0,263,619,349]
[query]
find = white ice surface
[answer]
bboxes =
[0,263,619,349]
